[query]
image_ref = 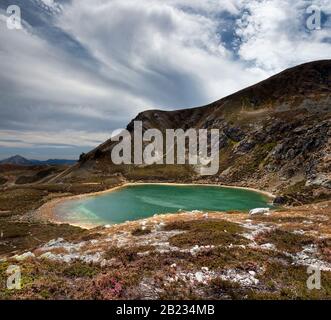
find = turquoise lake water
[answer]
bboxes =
[54,184,272,226]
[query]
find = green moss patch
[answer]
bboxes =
[0,188,46,214]
[187,246,289,270]
[63,262,100,278]
[0,221,83,255]
[104,245,154,264]
[250,262,331,300]
[207,278,242,300]
[165,219,248,248]
[251,215,307,223]
[255,229,314,253]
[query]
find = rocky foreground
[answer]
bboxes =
[1,201,330,300]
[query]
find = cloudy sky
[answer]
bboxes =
[0,0,330,160]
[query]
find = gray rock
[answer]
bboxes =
[14,252,35,261]
[249,208,270,216]
[306,174,331,189]
[224,126,245,142]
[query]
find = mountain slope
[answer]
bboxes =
[62,60,331,204]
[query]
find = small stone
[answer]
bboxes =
[260,243,276,250]
[137,251,150,257]
[293,230,305,235]
[249,208,270,216]
[195,272,204,283]
[158,222,166,229]
[39,252,58,261]
[14,252,35,261]
[46,238,64,247]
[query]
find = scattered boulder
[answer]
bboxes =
[220,269,259,286]
[249,208,271,216]
[235,140,256,154]
[224,126,245,142]
[218,134,229,149]
[14,251,35,261]
[39,252,58,261]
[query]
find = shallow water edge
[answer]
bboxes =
[35,182,276,229]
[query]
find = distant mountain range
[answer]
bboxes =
[0,155,77,166]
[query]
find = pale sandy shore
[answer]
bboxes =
[35,182,276,229]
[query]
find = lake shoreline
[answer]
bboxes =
[35,182,276,229]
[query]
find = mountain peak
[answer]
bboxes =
[0,155,31,165]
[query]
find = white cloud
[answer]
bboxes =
[0,12,145,109]
[0,130,110,148]
[57,0,267,104]
[235,0,331,73]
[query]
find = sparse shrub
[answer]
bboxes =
[208,278,242,299]
[255,229,314,253]
[165,219,248,248]
[131,228,151,236]
[80,232,103,241]
[316,238,331,263]
[158,279,200,300]
[63,262,99,278]
[253,262,331,300]
[91,273,123,299]
[104,246,153,264]
[0,177,7,185]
